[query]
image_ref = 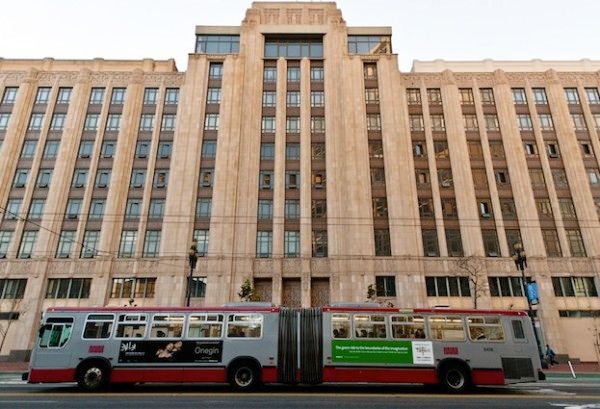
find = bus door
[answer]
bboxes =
[36,316,75,368]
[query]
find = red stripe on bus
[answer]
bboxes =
[471,368,505,385]
[261,366,278,383]
[46,306,280,313]
[110,367,227,383]
[322,307,527,316]
[28,368,76,383]
[322,366,438,384]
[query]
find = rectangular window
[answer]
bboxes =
[463,114,478,131]
[83,114,99,131]
[81,230,100,258]
[227,314,263,338]
[430,114,445,131]
[564,88,580,104]
[118,230,137,258]
[538,114,554,131]
[312,200,326,219]
[20,140,37,158]
[311,116,325,133]
[89,199,105,219]
[366,114,381,131]
[371,141,385,158]
[553,276,597,297]
[310,66,324,82]
[199,169,213,188]
[111,278,156,298]
[445,229,464,257]
[311,143,325,160]
[517,114,533,131]
[364,64,377,80]
[374,229,391,256]
[143,230,161,258]
[409,115,424,132]
[511,88,527,104]
[256,231,272,258]
[284,231,300,258]
[196,35,240,54]
[286,91,300,108]
[406,89,421,105]
[28,199,45,219]
[257,199,273,220]
[143,88,158,104]
[189,277,208,299]
[28,113,44,131]
[566,229,586,257]
[5,199,22,220]
[425,277,471,298]
[161,114,176,131]
[96,170,111,188]
[480,88,495,104]
[46,278,91,299]
[13,169,29,188]
[286,116,300,133]
[135,141,150,158]
[427,88,442,105]
[35,87,51,104]
[286,143,300,160]
[187,312,223,338]
[0,278,27,299]
[484,114,499,131]
[158,142,172,158]
[89,88,105,104]
[285,199,300,219]
[419,198,434,218]
[83,314,114,339]
[428,316,466,341]
[165,88,179,105]
[312,230,327,257]
[552,169,568,188]
[18,231,37,258]
[130,170,146,188]
[365,88,379,104]
[139,114,154,131]
[50,113,66,131]
[542,229,562,257]
[572,114,587,131]
[101,141,115,158]
[196,198,212,218]
[259,171,273,189]
[489,276,525,297]
[482,230,500,257]
[285,171,300,189]
[459,88,474,105]
[311,91,325,107]
[422,229,439,257]
[153,170,169,188]
[207,88,221,104]
[125,199,141,219]
[2,87,18,104]
[43,141,60,159]
[111,88,126,104]
[0,113,11,130]
[376,276,396,297]
[585,88,600,105]
[39,320,73,348]
[65,198,82,219]
[263,67,277,82]
[149,199,165,219]
[209,63,224,80]
[0,231,13,258]
[467,316,505,342]
[261,116,275,133]
[150,314,184,339]
[533,88,548,104]
[193,229,209,256]
[71,169,88,188]
[372,197,388,218]
[78,140,94,158]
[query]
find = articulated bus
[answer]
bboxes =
[25,303,544,392]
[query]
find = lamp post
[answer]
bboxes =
[186,240,198,307]
[512,243,543,359]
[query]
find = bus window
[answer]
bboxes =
[353,314,387,338]
[511,319,526,341]
[83,314,114,339]
[227,314,262,338]
[428,316,465,341]
[150,314,184,339]
[331,314,350,338]
[39,318,73,348]
[187,314,223,339]
[391,315,426,339]
[467,316,505,342]
[115,314,147,339]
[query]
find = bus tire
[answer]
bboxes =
[439,363,471,393]
[228,360,260,391]
[76,360,110,392]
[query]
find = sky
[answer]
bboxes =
[1,0,599,72]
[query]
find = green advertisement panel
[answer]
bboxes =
[332,339,413,364]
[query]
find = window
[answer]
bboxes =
[511,88,527,104]
[370,168,385,185]
[263,67,277,82]
[441,198,458,218]
[311,91,325,107]
[409,115,424,132]
[312,200,326,218]
[196,35,240,54]
[374,229,391,256]
[524,142,537,156]
[114,313,148,338]
[412,142,425,158]
[81,230,99,258]
[261,116,275,133]
[311,116,325,133]
[375,276,396,297]
[18,231,37,258]
[529,168,546,188]
[480,88,495,105]
[0,278,26,299]
[83,314,114,339]
[438,169,453,188]
[552,276,597,297]
[428,315,466,341]
[33,170,52,192]
[202,140,217,159]
[517,114,533,131]
[46,278,91,299]
[585,88,600,105]
[559,198,576,220]
[500,199,517,219]
[419,198,434,218]
[445,229,463,257]
[196,198,211,218]
[581,143,593,157]
[139,114,154,131]
[65,198,82,219]
[0,231,13,258]
[310,66,324,82]
[2,87,18,104]
[143,88,158,104]
[256,231,272,258]
[364,64,377,80]
[28,113,44,131]
[495,170,510,186]
[366,114,381,131]
[365,88,379,104]
[552,169,568,188]
[370,141,385,160]
[39,319,73,348]
[43,141,60,159]
[125,199,141,219]
[130,170,146,188]
[149,199,165,219]
[422,229,439,257]
[187,313,223,338]
[415,170,429,187]
[118,230,137,258]
[488,276,525,297]
[285,171,299,189]
[143,230,161,258]
[259,171,272,189]
[71,169,88,188]
[193,229,209,256]
[158,142,172,158]
[261,91,276,109]
[484,114,499,131]
[5,199,21,219]
[12,169,28,188]
[566,229,586,257]
[312,171,326,188]
[539,114,554,131]
[153,170,168,188]
[35,87,51,104]
[89,88,105,104]
[164,88,179,105]
[200,169,213,187]
[89,200,105,219]
[150,314,184,339]
[111,88,126,104]
[0,113,10,130]
[135,141,150,158]
[284,231,300,258]
[257,199,273,220]
[482,230,500,257]
[111,278,156,299]
[161,114,176,131]
[472,169,488,189]
[209,63,224,80]
[29,199,45,219]
[536,198,553,219]
[287,91,300,107]
[373,197,388,218]
[564,88,580,104]
[348,35,391,54]
[489,141,505,158]
[542,229,562,257]
[83,114,99,131]
[353,314,387,338]
[588,169,600,185]
[286,143,300,160]
[50,113,65,131]
[426,277,471,298]
[286,116,300,133]
[78,141,94,158]
[467,316,505,342]
[189,277,208,299]
[227,314,263,338]
[311,143,325,160]
[572,114,587,131]
[479,200,492,217]
[459,88,474,105]
[430,114,445,131]
[207,87,221,104]
[285,199,300,219]
[312,230,327,257]
[533,88,548,104]
[20,141,37,158]
[427,89,442,105]
[406,89,421,105]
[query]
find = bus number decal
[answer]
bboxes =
[443,346,459,355]
[332,340,434,365]
[118,340,223,364]
[88,345,104,353]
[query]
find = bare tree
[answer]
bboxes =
[366,284,396,308]
[0,298,25,355]
[454,256,487,309]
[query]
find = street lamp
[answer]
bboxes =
[512,243,543,359]
[186,240,198,307]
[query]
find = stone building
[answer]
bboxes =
[0,2,599,362]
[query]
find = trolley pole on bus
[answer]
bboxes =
[186,240,198,307]
[512,243,543,359]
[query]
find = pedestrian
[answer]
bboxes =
[545,344,558,366]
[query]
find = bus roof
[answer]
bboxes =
[322,306,528,316]
[45,306,280,313]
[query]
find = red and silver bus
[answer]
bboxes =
[25,303,544,392]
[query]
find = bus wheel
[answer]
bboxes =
[439,364,471,393]
[77,362,109,392]
[228,361,260,391]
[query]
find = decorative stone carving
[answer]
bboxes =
[544,69,561,84]
[286,9,302,24]
[263,8,280,24]
[492,69,509,86]
[441,69,456,85]
[308,9,325,25]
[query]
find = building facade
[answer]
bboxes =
[1,2,600,362]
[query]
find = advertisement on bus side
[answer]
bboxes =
[118,340,223,363]
[331,339,434,365]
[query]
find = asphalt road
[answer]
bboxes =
[0,379,599,409]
